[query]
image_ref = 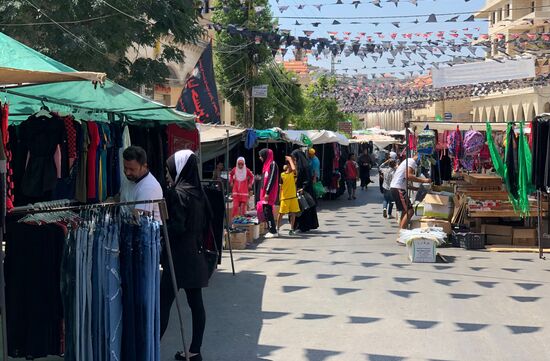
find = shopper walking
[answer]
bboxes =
[161,150,211,361]
[390,154,431,229]
[292,149,319,232]
[229,157,254,219]
[277,156,300,235]
[358,148,373,190]
[345,153,359,200]
[379,159,397,218]
[259,149,279,238]
[308,148,321,183]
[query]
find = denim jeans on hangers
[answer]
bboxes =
[105,221,122,361]
[84,224,94,361]
[153,221,161,361]
[74,227,82,361]
[61,229,77,361]
[92,221,107,361]
[120,222,136,361]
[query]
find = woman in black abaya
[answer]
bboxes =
[292,149,319,232]
[161,150,211,361]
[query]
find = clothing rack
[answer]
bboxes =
[201,179,236,276]
[8,198,193,361]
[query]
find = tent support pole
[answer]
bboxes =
[405,121,410,228]
[225,130,236,275]
[321,144,325,183]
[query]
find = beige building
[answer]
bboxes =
[471,0,550,122]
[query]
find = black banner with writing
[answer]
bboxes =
[177,43,221,124]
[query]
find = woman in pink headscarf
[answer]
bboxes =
[259,148,279,237]
[229,157,254,218]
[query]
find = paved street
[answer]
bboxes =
[161,184,550,361]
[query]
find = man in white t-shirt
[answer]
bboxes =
[390,154,431,229]
[120,146,163,223]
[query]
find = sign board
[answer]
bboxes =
[444,112,453,120]
[252,85,268,98]
[338,121,353,138]
[432,57,535,88]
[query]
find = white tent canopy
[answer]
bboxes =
[197,124,247,143]
[285,130,350,146]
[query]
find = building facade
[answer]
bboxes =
[471,0,550,122]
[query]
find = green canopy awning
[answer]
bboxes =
[0,32,195,127]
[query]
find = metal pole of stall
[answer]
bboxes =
[225,130,236,275]
[405,122,410,225]
[538,191,545,259]
[159,200,190,361]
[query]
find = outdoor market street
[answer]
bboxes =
[160,183,550,361]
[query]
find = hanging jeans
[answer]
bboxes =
[383,189,394,216]
[120,223,137,361]
[104,221,122,361]
[61,230,77,361]
[132,218,161,361]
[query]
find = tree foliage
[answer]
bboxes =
[292,75,347,131]
[212,0,303,128]
[0,0,203,89]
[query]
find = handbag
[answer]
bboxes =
[297,192,312,211]
[298,191,316,211]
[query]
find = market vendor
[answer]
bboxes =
[390,153,431,230]
[120,146,163,222]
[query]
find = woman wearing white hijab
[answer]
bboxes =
[162,150,212,361]
[229,156,254,218]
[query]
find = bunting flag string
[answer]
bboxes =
[279,14,484,26]
[325,73,550,113]
[273,0,473,10]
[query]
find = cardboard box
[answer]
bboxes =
[481,224,513,237]
[228,231,248,250]
[486,235,513,245]
[513,228,537,239]
[407,238,437,263]
[420,218,452,235]
[423,193,453,220]
[513,237,537,247]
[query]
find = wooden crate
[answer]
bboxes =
[226,231,247,250]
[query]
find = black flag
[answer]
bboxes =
[177,43,221,124]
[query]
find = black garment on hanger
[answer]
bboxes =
[506,126,519,199]
[5,221,64,358]
[203,185,225,264]
[18,113,65,199]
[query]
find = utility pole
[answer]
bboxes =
[331,53,336,75]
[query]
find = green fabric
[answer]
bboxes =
[255,129,281,140]
[0,32,74,72]
[301,134,313,146]
[517,121,535,216]
[0,31,195,127]
[486,122,535,217]
[486,122,505,178]
[5,81,195,127]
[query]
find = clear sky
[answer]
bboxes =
[268,0,488,77]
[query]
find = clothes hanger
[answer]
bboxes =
[34,100,52,118]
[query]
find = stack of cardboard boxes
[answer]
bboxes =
[416,193,454,235]
[481,224,537,246]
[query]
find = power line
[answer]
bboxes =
[23,0,120,63]
[0,14,118,27]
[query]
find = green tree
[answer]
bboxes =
[0,0,203,89]
[212,0,302,128]
[292,75,346,131]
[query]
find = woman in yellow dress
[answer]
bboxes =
[277,156,301,235]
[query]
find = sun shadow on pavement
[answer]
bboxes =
[161,270,270,361]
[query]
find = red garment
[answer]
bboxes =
[229,167,254,203]
[86,122,100,200]
[260,149,279,206]
[62,116,77,168]
[2,103,13,210]
[166,124,199,155]
[345,160,358,180]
